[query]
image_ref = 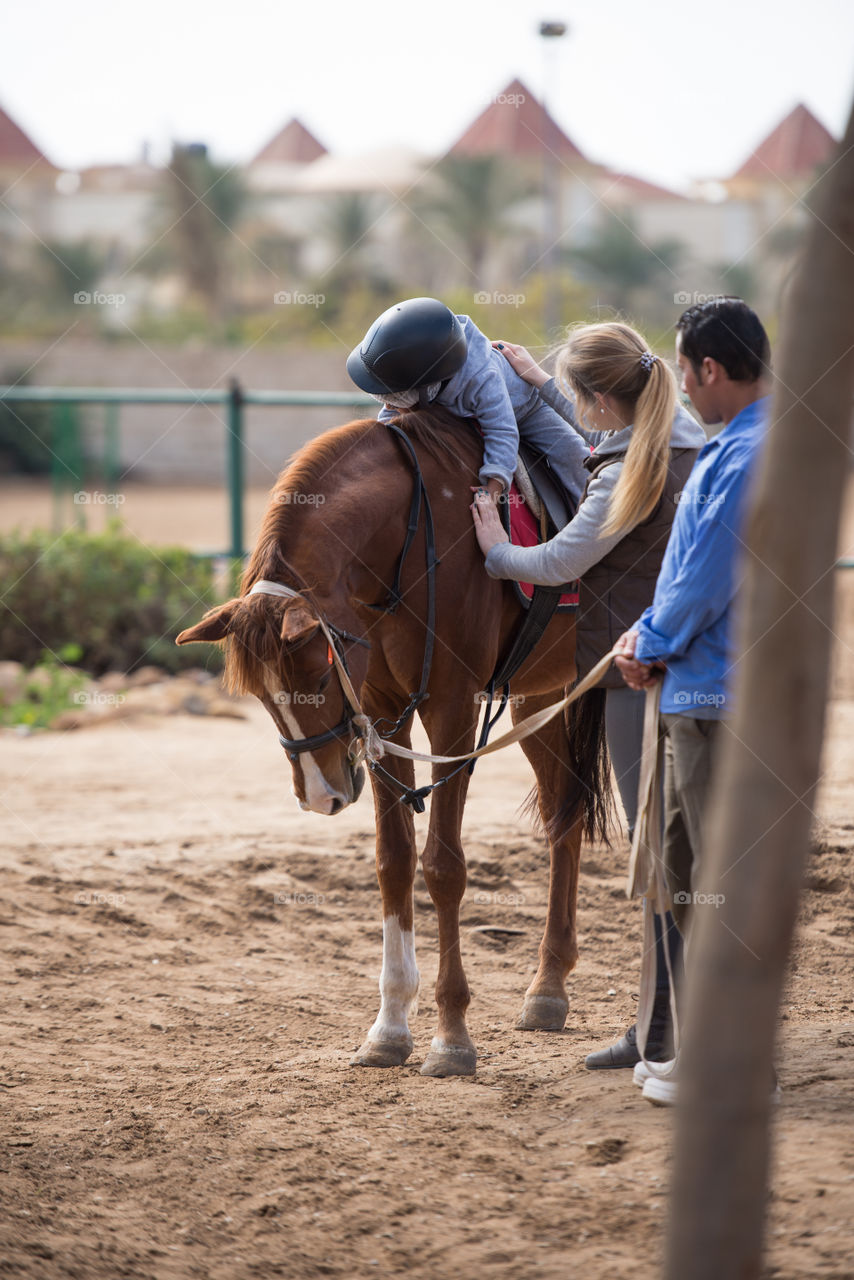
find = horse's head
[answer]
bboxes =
[177,591,368,816]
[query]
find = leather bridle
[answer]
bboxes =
[247,580,369,763]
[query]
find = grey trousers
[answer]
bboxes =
[607,685,683,1003]
[661,713,723,935]
[605,684,647,834]
[516,399,592,505]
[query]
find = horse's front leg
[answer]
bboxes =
[418,709,478,1077]
[351,721,420,1069]
[515,703,583,1031]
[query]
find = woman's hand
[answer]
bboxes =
[492,341,549,389]
[470,488,510,558]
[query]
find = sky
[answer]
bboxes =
[2,0,853,192]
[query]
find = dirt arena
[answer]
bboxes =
[2,478,854,1279]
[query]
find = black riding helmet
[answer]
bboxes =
[346,297,467,395]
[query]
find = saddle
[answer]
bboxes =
[489,443,579,690]
[502,442,580,610]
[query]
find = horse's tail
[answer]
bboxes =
[550,685,615,846]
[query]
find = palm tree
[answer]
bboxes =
[566,212,683,315]
[148,144,247,316]
[317,192,382,293]
[414,154,536,291]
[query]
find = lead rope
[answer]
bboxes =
[626,682,680,1078]
[250,575,620,774]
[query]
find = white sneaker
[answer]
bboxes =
[642,1073,679,1106]
[633,1057,677,1088]
[642,1070,783,1108]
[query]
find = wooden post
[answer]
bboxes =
[665,98,854,1279]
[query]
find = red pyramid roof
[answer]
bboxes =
[603,170,685,202]
[448,78,586,163]
[734,103,836,180]
[0,102,51,167]
[252,118,328,165]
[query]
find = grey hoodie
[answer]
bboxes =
[485,386,707,586]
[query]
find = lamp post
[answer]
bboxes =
[539,20,568,338]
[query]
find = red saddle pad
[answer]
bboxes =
[507,480,579,607]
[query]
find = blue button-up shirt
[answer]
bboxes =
[633,395,771,718]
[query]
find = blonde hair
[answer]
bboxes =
[554,322,677,537]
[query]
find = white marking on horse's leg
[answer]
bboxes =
[366,917,419,1047]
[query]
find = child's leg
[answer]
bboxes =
[517,401,591,505]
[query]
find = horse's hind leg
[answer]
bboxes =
[351,733,420,1069]
[516,706,583,1032]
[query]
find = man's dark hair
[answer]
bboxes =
[676,297,770,382]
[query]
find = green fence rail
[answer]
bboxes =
[0,381,375,562]
[3,383,853,570]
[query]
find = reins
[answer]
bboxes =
[249,573,619,807]
[249,420,618,811]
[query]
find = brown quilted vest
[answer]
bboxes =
[575,446,700,688]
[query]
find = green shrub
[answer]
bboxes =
[0,527,224,675]
[0,645,88,728]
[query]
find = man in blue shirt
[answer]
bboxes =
[614,297,772,1106]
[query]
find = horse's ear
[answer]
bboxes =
[281,604,320,646]
[176,599,240,646]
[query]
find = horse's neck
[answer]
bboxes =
[270,420,479,605]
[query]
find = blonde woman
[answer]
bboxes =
[471,321,706,1070]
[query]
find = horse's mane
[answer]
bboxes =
[242,407,481,590]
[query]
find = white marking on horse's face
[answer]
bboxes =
[441,486,454,500]
[366,917,420,1047]
[263,667,350,816]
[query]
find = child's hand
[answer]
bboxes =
[492,342,549,389]
[470,489,510,557]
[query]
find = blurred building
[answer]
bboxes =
[0,86,838,315]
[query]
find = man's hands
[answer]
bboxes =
[492,341,549,389]
[614,630,666,690]
[470,488,510,557]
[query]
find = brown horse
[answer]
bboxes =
[177,407,610,1077]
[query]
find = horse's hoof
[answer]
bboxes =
[350,1037,413,1068]
[420,1040,477,1077]
[516,994,568,1031]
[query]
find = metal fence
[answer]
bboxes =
[3,382,853,568]
[0,380,375,561]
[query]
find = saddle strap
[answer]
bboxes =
[490,583,568,688]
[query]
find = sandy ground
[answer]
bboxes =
[1,689,853,1280]
[1,478,854,1278]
